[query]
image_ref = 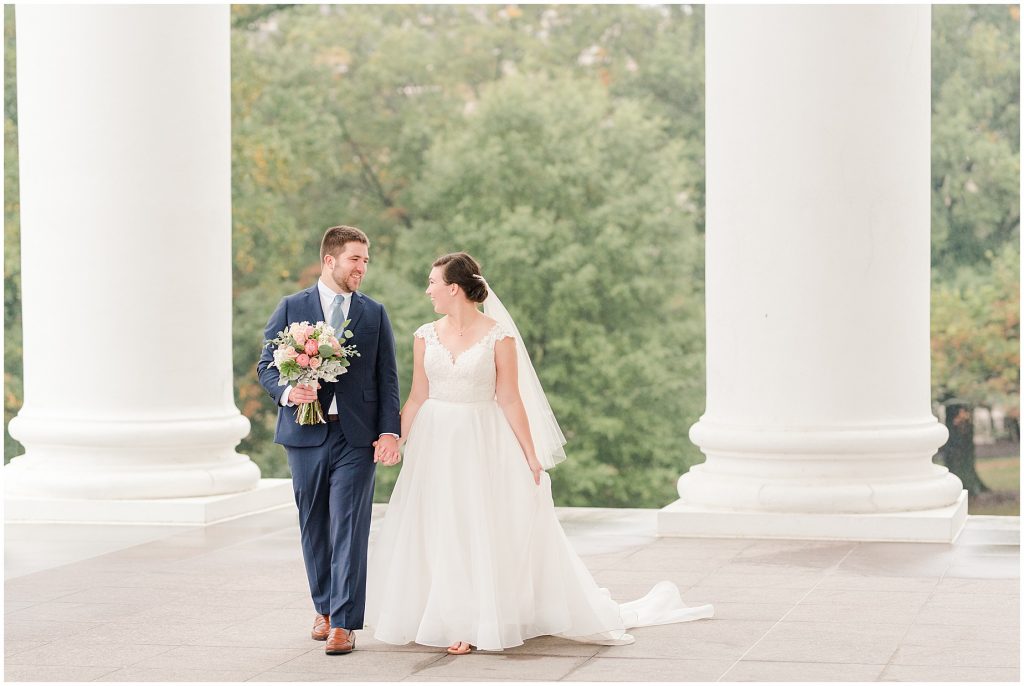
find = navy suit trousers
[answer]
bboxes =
[286,422,376,630]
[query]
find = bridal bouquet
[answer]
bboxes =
[264,321,359,425]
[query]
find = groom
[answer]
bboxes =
[257,225,401,655]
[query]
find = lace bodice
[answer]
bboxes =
[414,320,514,403]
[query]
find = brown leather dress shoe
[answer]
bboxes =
[311,614,330,641]
[325,627,355,655]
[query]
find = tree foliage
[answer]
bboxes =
[3,6,1019,508]
[228,5,708,505]
[932,242,1019,409]
[931,5,1019,275]
[400,75,705,505]
[4,5,23,463]
[930,5,1019,423]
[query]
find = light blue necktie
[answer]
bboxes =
[329,294,347,331]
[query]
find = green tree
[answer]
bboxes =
[931,242,1019,495]
[929,5,1019,491]
[399,75,706,506]
[932,242,1020,410]
[229,5,709,498]
[4,5,23,463]
[931,5,1020,275]
[6,5,1018,511]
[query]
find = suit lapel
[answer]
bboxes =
[304,285,325,322]
[345,292,366,331]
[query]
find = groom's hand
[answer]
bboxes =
[373,435,401,466]
[291,383,320,404]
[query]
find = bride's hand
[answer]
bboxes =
[526,457,543,486]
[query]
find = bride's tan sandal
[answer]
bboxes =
[446,641,475,655]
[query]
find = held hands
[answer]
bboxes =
[373,434,401,466]
[291,383,320,404]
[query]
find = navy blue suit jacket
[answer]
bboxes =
[257,285,401,449]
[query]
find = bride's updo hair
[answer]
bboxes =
[433,252,488,303]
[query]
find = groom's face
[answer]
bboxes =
[326,241,370,293]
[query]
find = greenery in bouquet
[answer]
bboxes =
[265,321,359,425]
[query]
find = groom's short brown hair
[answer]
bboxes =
[320,225,369,262]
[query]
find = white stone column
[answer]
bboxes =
[659,5,967,542]
[6,5,290,522]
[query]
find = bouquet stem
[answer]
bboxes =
[296,399,326,425]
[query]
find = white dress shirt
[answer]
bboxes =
[280,280,397,439]
[281,279,349,413]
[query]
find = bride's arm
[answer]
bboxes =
[399,336,429,443]
[495,337,543,485]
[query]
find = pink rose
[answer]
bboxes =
[309,356,322,369]
[304,339,319,355]
[280,346,298,360]
[304,324,316,338]
[296,354,310,368]
[289,322,308,344]
[330,337,340,349]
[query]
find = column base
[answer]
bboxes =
[6,412,259,499]
[4,478,295,526]
[657,490,968,543]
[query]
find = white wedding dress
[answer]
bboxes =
[364,320,714,651]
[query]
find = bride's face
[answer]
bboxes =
[426,266,455,314]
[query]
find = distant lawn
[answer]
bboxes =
[970,454,1020,516]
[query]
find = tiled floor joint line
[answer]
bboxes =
[558,653,595,681]
[715,543,860,681]
[89,667,122,682]
[879,549,954,678]
[408,650,449,675]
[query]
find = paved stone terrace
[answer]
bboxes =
[4,506,1019,682]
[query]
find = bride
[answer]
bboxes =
[364,252,713,654]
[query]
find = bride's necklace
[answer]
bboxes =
[451,314,480,337]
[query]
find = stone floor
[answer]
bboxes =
[4,506,1020,682]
